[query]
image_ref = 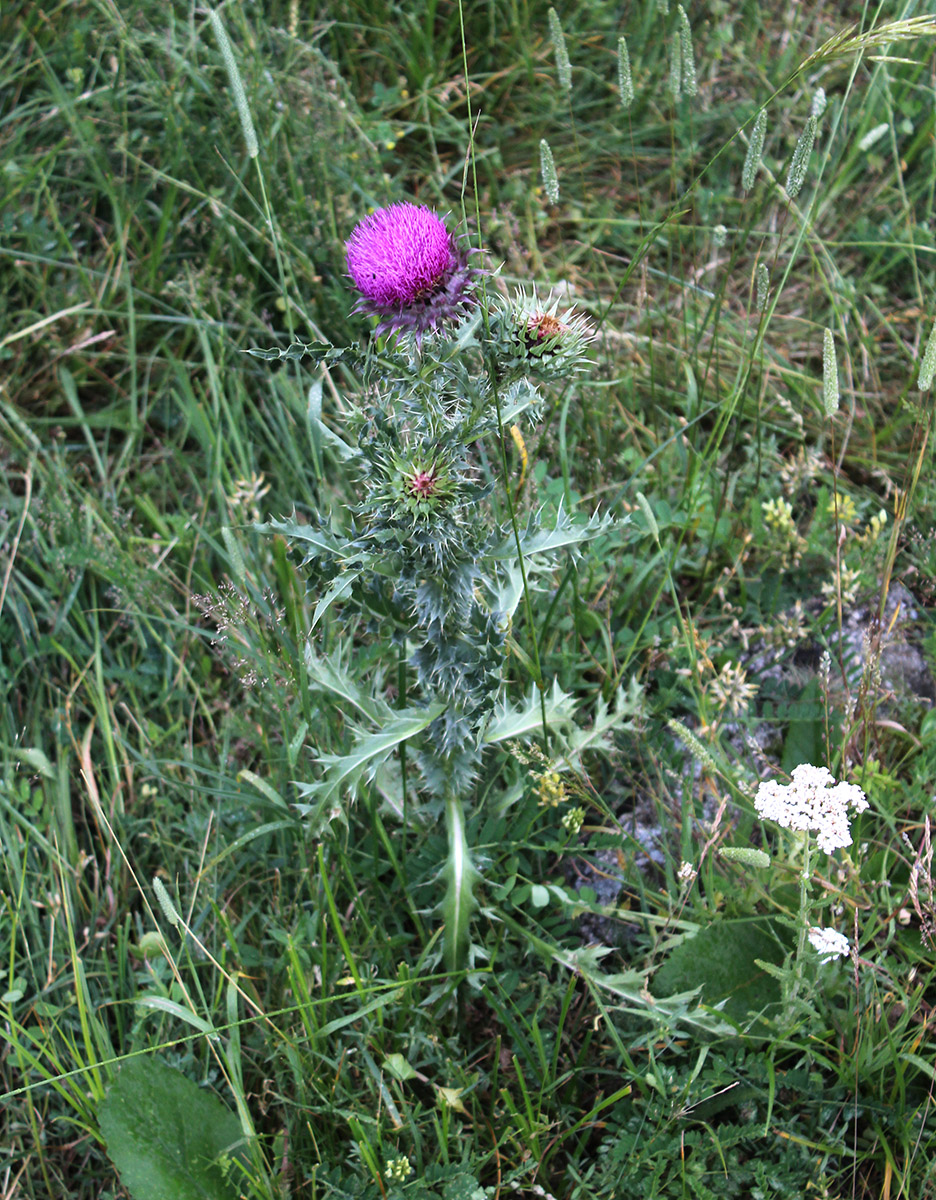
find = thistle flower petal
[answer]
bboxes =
[345,202,480,339]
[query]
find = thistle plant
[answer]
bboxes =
[249,202,620,974]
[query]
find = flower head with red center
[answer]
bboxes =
[345,202,480,339]
[489,287,595,381]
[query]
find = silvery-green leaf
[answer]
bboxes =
[484,679,578,744]
[312,570,362,629]
[487,502,617,562]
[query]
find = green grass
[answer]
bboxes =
[3,0,936,1197]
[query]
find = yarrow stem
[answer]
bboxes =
[753,763,868,1006]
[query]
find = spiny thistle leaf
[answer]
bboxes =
[295,706,445,824]
[304,647,392,723]
[487,503,617,562]
[257,514,344,559]
[311,570,363,629]
[243,339,360,366]
[484,679,578,744]
[563,679,643,765]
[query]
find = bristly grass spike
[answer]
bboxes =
[786,114,818,199]
[755,262,769,312]
[677,7,697,97]
[822,328,840,416]
[668,35,682,99]
[742,109,767,192]
[207,8,259,159]
[153,876,181,928]
[919,319,936,390]
[617,37,634,108]
[547,7,572,91]
[540,139,560,204]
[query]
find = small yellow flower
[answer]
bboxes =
[384,1156,414,1182]
[762,497,795,534]
[535,770,566,807]
[859,508,887,544]
[827,493,858,526]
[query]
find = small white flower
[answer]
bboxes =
[808,926,851,963]
[677,860,697,883]
[754,764,869,853]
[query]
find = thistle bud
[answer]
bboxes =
[489,289,595,382]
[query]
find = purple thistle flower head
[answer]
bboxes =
[345,202,480,339]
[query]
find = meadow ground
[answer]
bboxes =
[3,1,936,1197]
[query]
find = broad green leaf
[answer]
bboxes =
[780,677,824,774]
[384,1052,417,1082]
[652,919,788,1022]
[442,793,482,972]
[99,1057,247,1200]
[15,747,55,779]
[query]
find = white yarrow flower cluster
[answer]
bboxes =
[807,926,851,963]
[754,764,869,853]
